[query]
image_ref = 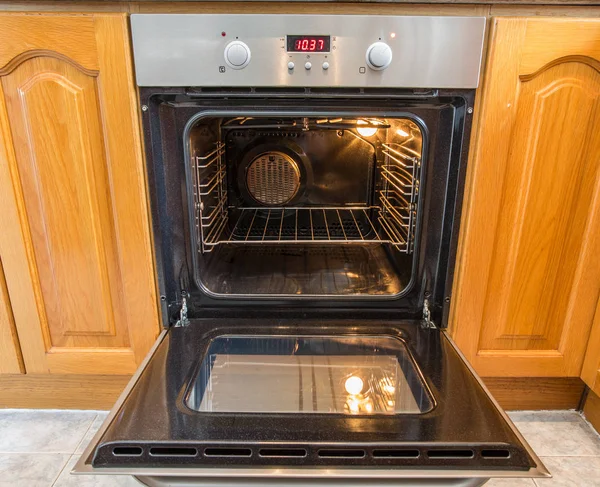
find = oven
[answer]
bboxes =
[74,14,549,486]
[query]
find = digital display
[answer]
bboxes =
[287,35,331,52]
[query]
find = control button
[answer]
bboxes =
[288,61,295,70]
[322,61,330,70]
[305,61,312,70]
[224,41,251,69]
[366,41,392,71]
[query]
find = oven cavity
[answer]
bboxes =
[188,115,423,297]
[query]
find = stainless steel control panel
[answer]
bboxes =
[130,14,486,88]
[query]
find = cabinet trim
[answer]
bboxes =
[0,259,24,374]
[0,49,99,77]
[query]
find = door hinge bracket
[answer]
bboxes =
[422,299,436,329]
[174,292,190,328]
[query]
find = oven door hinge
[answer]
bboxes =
[174,292,190,328]
[422,299,436,329]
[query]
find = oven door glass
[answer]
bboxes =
[186,335,433,414]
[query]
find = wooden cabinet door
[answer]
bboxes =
[0,258,23,374]
[450,18,600,377]
[0,14,159,374]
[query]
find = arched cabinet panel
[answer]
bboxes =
[0,14,159,375]
[451,18,600,378]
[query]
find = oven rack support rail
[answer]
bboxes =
[192,141,421,254]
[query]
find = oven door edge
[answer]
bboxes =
[73,329,169,475]
[442,331,550,479]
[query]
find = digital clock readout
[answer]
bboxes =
[287,35,331,52]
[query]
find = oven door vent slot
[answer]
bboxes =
[372,449,420,458]
[318,449,366,458]
[112,446,143,456]
[427,449,475,459]
[149,446,197,457]
[204,447,252,457]
[481,449,511,459]
[258,448,307,458]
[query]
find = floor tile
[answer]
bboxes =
[76,412,109,455]
[0,453,69,487]
[486,478,537,486]
[508,411,600,456]
[55,455,141,487]
[0,409,96,453]
[534,456,600,487]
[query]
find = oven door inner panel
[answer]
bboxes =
[186,334,433,414]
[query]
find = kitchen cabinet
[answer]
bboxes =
[0,13,159,375]
[450,18,600,377]
[0,258,23,374]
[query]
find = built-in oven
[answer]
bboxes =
[74,14,550,486]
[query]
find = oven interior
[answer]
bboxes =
[188,115,424,298]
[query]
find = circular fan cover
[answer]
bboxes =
[246,151,301,205]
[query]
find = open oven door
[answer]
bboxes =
[73,318,549,486]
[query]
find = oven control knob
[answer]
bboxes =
[366,42,392,71]
[224,41,251,69]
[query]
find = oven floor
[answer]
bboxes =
[198,243,409,296]
[0,409,598,486]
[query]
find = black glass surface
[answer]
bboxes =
[90,318,536,471]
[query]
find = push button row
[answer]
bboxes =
[287,61,330,71]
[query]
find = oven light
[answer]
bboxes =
[356,120,378,137]
[345,376,364,395]
[390,32,396,39]
[396,128,409,137]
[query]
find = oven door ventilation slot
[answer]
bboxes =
[192,127,421,255]
[112,446,143,456]
[481,449,511,459]
[372,449,420,458]
[149,446,198,457]
[258,448,307,458]
[427,449,475,459]
[318,449,366,458]
[203,447,252,457]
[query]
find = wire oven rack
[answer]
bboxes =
[379,142,421,253]
[192,140,421,254]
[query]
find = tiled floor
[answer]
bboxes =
[0,410,598,486]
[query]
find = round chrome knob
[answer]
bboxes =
[224,41,251,69]
[288,61,295,70]
[366,42,392,71]
[305,61,312,70]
